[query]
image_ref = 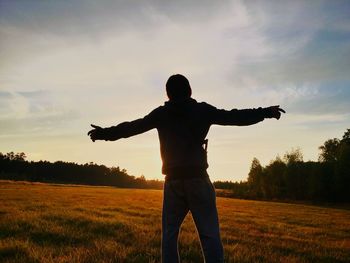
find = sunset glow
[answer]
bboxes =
[1,1,349,181]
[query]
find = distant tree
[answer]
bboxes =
[283,148,304,199]
[0,152,163,189]
[318,138,340,162]
[0,152,26,161]
[342,128,350,143]
[283,148,303,164]
[15,152,27,161]
[264,157,286,199]
[334,129,350,201]
[247,158,263,198]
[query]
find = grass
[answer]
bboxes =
[0,180,349,262]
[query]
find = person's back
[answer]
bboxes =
[154,98,210,176]
[88,74,285,263]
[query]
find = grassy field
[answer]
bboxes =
[0,180,349,263]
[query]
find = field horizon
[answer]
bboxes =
[1,180,349,262]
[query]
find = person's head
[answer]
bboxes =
[166,74,192,101]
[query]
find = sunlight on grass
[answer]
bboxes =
[0,181,349,262]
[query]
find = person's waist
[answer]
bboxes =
[165,166,208,181]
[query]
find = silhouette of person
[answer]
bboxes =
[88,74,285,263]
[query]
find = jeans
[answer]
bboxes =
[162,176,224,263]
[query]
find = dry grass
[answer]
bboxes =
[0,180,349,262]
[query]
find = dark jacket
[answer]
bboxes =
[102,98,270,175]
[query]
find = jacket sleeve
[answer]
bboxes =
[204,103,267,126]
[101,107,162,141]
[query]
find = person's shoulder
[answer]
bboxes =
[197,101,217,111]
[147,105,168,120]
[197,101,212,106]
[149,105,165,115]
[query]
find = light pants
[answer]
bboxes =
[162,176,224,263]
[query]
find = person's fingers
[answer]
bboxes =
[270,105,285,113]
[266,105,284,119]
[89,132,96,141]
[91,124,102,129]
[274,111,281,120]
[88,124,103,137]
[88,129,97,136]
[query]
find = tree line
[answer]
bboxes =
[0,153,163,189]
[213,129,350,202]
[1,129,349,202]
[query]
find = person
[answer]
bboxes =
[88,74,285,263]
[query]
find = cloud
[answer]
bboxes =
[1,1,350,180]
[216,1,350,118]
[0,90,31,118]
[0,90,80,136]
[287,81,350,115]
[0,0,231,67]
[230,1,350,81]
[1,1,349,131]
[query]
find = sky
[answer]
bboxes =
[1,0,350,181]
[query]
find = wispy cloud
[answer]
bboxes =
[0,90,79,136]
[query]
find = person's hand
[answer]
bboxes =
[264,105,286,120]
[88,124,104,142]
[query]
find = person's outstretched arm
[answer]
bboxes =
[206,104,285,126]
[88,108,161,142]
